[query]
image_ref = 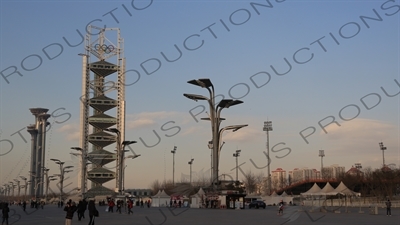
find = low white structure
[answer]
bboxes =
[151,190,170,207]
[190,188,205,208]
[263,191,293,205]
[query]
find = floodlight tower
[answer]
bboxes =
[319,150,325,179]
[188,158,194,184]
[79,26,126,195]
[263,121,272,195]
[171,146,177,186]
[233,150,241,182]
[379,142,387,167]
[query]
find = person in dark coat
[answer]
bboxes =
[22,201,26,212]
[127,200,133,215]
[1,203,10,225]
[88,200,98,225]
[116,200,122,214]
[77,201,84,221]
[386,199,392,216]
[64,201,77,225]
[82,199,88,219]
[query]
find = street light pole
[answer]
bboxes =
[124,154,140,192]
[319,150,325,179]
[188,158,194,184]
[71,147,88,198]
[379,142,387,167]
[263,121,272,195]
[9,182,14,197]
[171,146,177,186]
[105,128,136,195]
[13,179,21,197]
[184,78,247,190]
[20,176,28,197]
[233,150,241,182]
[51,159,73,204]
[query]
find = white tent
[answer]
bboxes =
[300,183,322,196]
[320,182,335,195]
[330,181,360,196]
[279,191,293,205]
[190,188,205,208]
[263,191,292,206]
[151,190,170,207]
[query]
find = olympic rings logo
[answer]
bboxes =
[94,44,115,54]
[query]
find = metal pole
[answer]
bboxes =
[173,152,175,186]
[60,164,63,205]
[236,155,238,182]
[211,99,218,190]
[118,135,123,195]
[267,129,271,194]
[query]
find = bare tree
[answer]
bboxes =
[243,170,257,194]
[150,179,162,194]
[254,172,265,195]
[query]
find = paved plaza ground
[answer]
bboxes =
[3,204,399,225]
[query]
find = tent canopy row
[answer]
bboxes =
[301,182,360,196]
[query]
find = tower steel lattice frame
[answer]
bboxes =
[79,26,125,197]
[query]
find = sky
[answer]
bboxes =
[0,0,399,192]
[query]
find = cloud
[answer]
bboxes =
[57,123,80,141]
[321,118,396,141]
[318,118,398,165]
[222,126,259,142]
[126,111,182,129]
[127,118,156,129]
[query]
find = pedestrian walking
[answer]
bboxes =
[140,200,144,208]
[82,199,88,219]
[108,199,115,213]
[1,203,10,225]
[77,201,85,221]
[116,200,122,214]
[22,201,26,212]
[127,200,133,215]
[277,200,284,215]
[64,201,77,225]
[386,199,392,216]
[88,200,99,225]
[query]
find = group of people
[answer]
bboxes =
[106,198,135,214]
[169,199,183,208]
[63,199,98,225]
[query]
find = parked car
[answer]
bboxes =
[248,200,266,209]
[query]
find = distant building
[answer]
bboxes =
[346,166,363,176]
[321,164,345,179]
[271,168,286,190]
[289,168,320,184]
[125,188,153,198]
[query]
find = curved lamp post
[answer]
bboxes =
[13,179,21,197]
[51,159,73,204]
[20,176,28,197]
[105,128,136,195]
[184,78,247,190]
[71,146,90,198]
[123,154,140,193]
